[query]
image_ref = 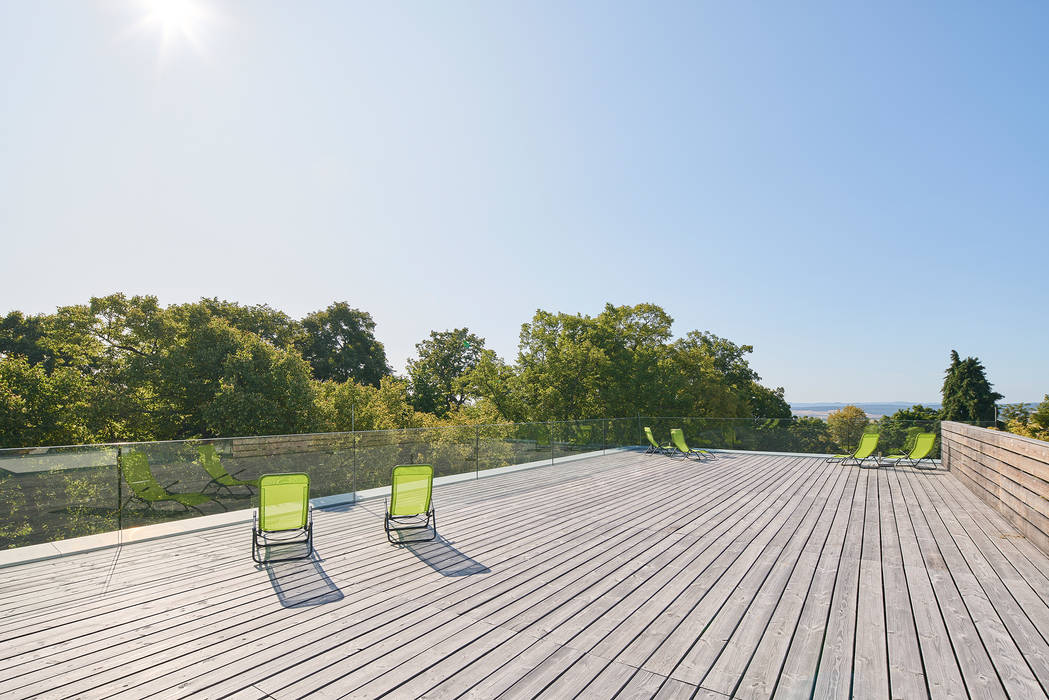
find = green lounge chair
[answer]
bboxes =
[197,444,259,496]
[670,428,713,460]
[385,465,436,544]
[120,450,216,513]
[252,473,313,563]
[644,426,672,455]
[839,432,880,468]
[881,432,937,468]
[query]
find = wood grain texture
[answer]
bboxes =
[0,450,1047,699]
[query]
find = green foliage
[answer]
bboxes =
[317,375,423,432]
[296,302,390,385]
[202,331,319,437]
[407,329,484,417]
[0,297,790,448]
[471,303,782,422]
[874,405,942,458]
[0,311,50,368]
[191,298,299,349]
[0,357,93,448]
[941,349,1003,422]
[785,417,833,453]
[826,405,869,451]
[1031,396,1049,431]
[1004,395,1049,442]
[1000,402,1032,426]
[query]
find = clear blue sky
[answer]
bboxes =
[2,0,1047,404]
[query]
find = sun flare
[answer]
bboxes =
[135,0,214,57]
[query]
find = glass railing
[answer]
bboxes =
[0,418,639,550]
[640,416,997,458]
[0,416,996,550]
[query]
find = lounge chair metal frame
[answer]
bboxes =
[197,444,259,497]
[252,473,314,564]
[120,450,218,515]
[385,465,437,544]
[840,432,880,468]
[643,427,673,455]
[670,428,713,461]
[880,432,938,469]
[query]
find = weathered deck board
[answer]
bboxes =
[1,450,1048,699]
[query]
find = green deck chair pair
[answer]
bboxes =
[385,465,437,544]
[881,432,937,468]
[120,450,217,513]
[252,473,313,563]
[832,432,880,468]
[670,428,713,460]
[197,444,260,496]
[644,426,673,455]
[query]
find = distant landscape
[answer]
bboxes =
[790,402,943,420]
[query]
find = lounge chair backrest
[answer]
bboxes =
[390,465,433,517]
[197,444,227,482]
[644,427,660,448]
[670,428,689,453]
[854,432,879,459]
[121,451,166,500]
[259,473,310,532]
[910,432,936,459]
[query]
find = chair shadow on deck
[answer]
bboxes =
[399,535,491,577]
[263,550,344,608]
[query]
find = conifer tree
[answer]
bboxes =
[941,350,1003,422]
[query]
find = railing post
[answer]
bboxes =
[549,421,554,465]
[475,426,480,479]
[602,420,608,455]
[352,431,357,502]
[637,413,642,447]
[116,445,122,532]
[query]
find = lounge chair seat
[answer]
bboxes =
[385,465,437,544]
[880,432,937,468]
[252,473,313,563]
[121,450,216,513]
[839,432,880,468]
[644,427,673,455]
[197,444,259,495]
[671,428,713,460]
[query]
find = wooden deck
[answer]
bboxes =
[2,450,1049,699]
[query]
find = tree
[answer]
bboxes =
[317,376,421,431]
[1031,395,1049,433]
[296,302,390,385]
[827,405,869,451]
[458,350,528,422]
[1000,403,1032,426]
[191,298,299,350]
[407,329,485,416]
[786,416,833,453]
[514,303,675,420]
[0,357,94,448]
[747,383,792,419]
[201,331,319,437]
[0,312,49,368]
[941,350,1003,423]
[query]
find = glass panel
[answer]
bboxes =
[0,445,119,549]
[0,416,1008,550]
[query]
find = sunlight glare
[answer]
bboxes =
[135,0,215,59]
